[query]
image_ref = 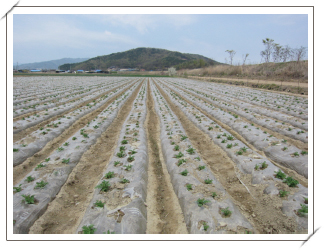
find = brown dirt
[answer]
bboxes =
[13,83,135,185]
[155,80,302,234]
[161,82,308,187]
[145,82,188,234]
[28,82,143,234]
[13,82,130,142]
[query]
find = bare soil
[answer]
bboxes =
[145,82,188,234]
[28,83,143,234]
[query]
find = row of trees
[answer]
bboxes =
[225,38,307,65]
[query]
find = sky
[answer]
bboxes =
[13,14,308,65]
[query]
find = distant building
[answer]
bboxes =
[77,70,84,73]
[30,69,41,72]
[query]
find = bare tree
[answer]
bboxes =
[294,46,307,62]
[260,38,275,63]
[225,50,236,65]
[281,45,292,62]
[242,53,249,65]
[272,43,282,63]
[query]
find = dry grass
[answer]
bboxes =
[178,61,308,83]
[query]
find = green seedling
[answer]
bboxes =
[208,127,213,130]
[279,190,289,197]
[171,142,175,145]
[13,148,19,152]
[62,158,70,164]
[198,165,205,171]
[25,176,35,183]
[203,222,209,231]
[130,150,137,155]
[117,151,126,158]
[284,177,299,187]
[45,158,50,162]
[21,144,27,147]
[304,197,308,204]
[204,179,213,184]
[125,164,132,171]
[301,151,308,155]
[114,161,120,166]
[103,230,115,234]
[283,147,288,151]
[227,135,234,141]
[93,125,99,129]
[216,134,221,139]
[197,198,210,207]
[57,147,64,152]
[236,150,243,155]
[180,169,189,176]
[13,184,22,192]
[119,146,126,151]
[240,147,248,153]
[226,143,233,149]
[82,224,96,234]
[121,140,128,144]
[174,145,180,151]
[22,194,35,204]
[175,152,184,158]
[177,159,187,166]
[186,147,195,155]
[221,207,232,217]
[293,152,299,157]
[180,135,188,141]
[96,180,111,192]
[127,155,134,162]
[186,184,193,191]
[194,157,201,161]
[297,204,308,217]
[260,161,268,169]
[274,169,286,180]
[104,171,115,179]
[72,137,77,140]
[35,163,46,170]
[34,180,48,189]
[212,192,217,198]
[94,200,104,208]
[221,139,227,143]
[120,178,130,184]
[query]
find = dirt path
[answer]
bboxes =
[13,82,129,142]
[155,81,302,234]
[145,82,188,234]
[13,83,135,186]
[190,76,308,88]
[28,83,143,234]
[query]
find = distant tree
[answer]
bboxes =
[242,53,249,65]
[293,46,307,62]
[272,43,283,63]
[225,50,236,65]
[199,59,206,68]
[281,45,292,62]
[260,38,275,63]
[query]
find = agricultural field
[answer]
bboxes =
[12,76,308,235]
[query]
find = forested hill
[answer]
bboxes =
[58,47,222,71]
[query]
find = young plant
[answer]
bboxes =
[94,200,104,208]
[120,178,130,184]
[57,147,64,152]
[13,184,22,192]
[177,159,187,166]
[127,155,135,162]
[175,152,184,158]
[203,222,209,231]
[34,180,48,189]
[297,204,308,217]
[221,207,232,217]
[119,146,126,151]
[260,161,268,169]
[63,142,69,146]
[227,135,234,141]
[25,176,35,183]
[125,164,132,171]
[114,161,121,166]
[197,198,210,207]
[121,140,128,144]
[240,147,248,153]
[180,169,189,176]
[174,145,180,151]
[35,163,46,170]
[279,190,289,197]
[226,143,233,149]
[301,151,308,155]
[293,152,300,157]
[22,194,35,204]
[45,158,50,162]
[180,135,188,141]
[117,151,126,158]
[62,158,70,164]
[104,171,115,179]
[13,148,19,152]
[186,147,195,155]
[198,165,205,171]
[82,224,96,234]
[274,169,286,180]
[186,184,193,191]
[72,137,77,140]
[95,180,111,192]
[212,192,217,198]
[284,177,299,187]
[236,150,243,155]
[204,179,213,184]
